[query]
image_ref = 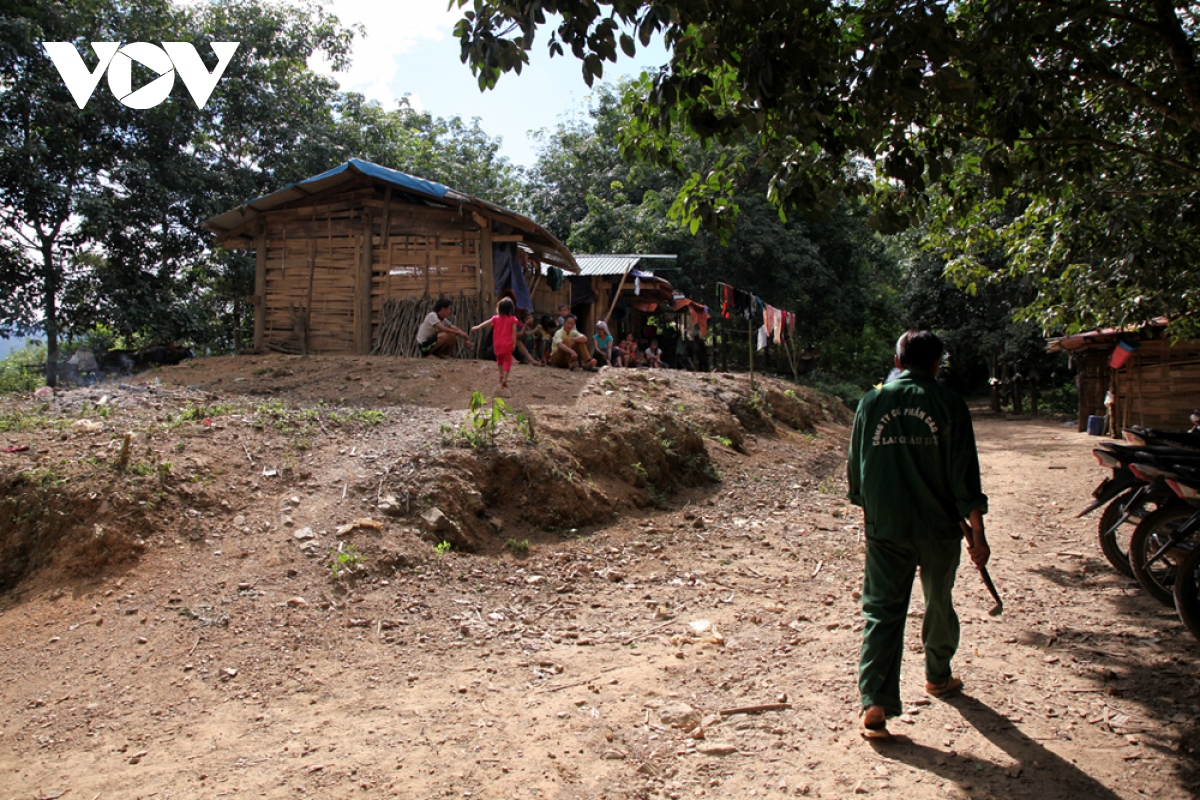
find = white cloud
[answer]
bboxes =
[310,0,458,106]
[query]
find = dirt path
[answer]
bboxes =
[1,361,1198,799]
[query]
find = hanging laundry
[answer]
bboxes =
[635,276,641,296]
[717,283,731,319]
[756,324,769,351]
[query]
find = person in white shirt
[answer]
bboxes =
[416,299,469,358]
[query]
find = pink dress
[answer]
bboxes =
[491,314,519,371]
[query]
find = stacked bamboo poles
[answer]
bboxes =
[371,295,487,359]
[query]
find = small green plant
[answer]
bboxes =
[646,486,669,510]
[434,540,452,558]
[632,462,647,481]
[818,476,837,494]
[709,435,733,448]
[452,391,532,448]
[173,400,237,423]
[505,537,531,555]
[329,543,364,579]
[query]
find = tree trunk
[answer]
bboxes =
[987,352,1001,412]
[1012,367,1024,415]
[1030,370,1040,416]
[41,239,59,388]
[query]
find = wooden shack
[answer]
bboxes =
[554,254,677,339]
[1048,320,1200,433]
[203,159,576,356]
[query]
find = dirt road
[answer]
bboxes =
[1,358,1197,799]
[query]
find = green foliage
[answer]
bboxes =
[446,391,533,448]
[505,537,531,555]
[434,540,452,558]
[527,84,902,378]
[795,371,870,410]
[329,543,364,580]
[328,409,388,426]
[1038,383,1079,416]
[173,401,238,423]
[0,342,47,394]
[455,0,1200,333]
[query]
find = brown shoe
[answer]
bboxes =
[925,676,963,698]
[861,705,890,739]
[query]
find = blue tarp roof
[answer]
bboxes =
[204,159,578,272]
[277,158,450,201]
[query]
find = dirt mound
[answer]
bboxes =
[0,356,850,594]
[0,474,149,593]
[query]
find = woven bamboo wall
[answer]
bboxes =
[1111,338,1200,431]
[261,196,367,354]
[258,193,486,355]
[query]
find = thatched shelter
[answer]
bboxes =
[204,159,577,356]
[1048,319,1200,433]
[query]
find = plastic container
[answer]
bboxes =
[1087,415,1107,436]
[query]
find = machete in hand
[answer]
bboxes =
[960,520,1003,617]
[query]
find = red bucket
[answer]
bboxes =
[1109,339,1139,369]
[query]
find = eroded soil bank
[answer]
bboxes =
[0,355,1197,799]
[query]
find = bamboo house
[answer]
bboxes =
[203,159,578,357]
[1048,319,1200,433]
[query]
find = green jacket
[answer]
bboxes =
[847,370,987,540]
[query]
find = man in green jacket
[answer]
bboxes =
[847,330,989,739]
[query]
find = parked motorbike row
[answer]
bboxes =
[1080,425,1200,638]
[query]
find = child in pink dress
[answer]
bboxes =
[471,298,520,391]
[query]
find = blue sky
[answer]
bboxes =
[312,0,670,168]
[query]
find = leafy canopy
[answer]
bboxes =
[454,0,1200,333]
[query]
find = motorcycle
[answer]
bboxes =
[1081,442,1188,576]
[1122,425,1200,452]
[1126,455,1200,605]
[1169,472,1200,640]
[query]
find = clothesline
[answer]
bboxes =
[715,281,798,350]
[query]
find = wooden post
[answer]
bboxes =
[604,265,635,325]
[253,223,266,351]
[479,221,495,310]
[381,185,392,249]
[356,210,374,355]
[748,322,755,390]
[1030,370,1040,416]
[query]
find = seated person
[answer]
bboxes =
[592,321,616,367]
[619,333,640,368]
[644,339,663,369]
[550,315,597,370]
[537,314,558,363]
[513,310,541,365]
[416,298,470,358]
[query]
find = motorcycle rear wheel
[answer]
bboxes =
[1098,490,1160,578]
[1173,547,1200,642]
[1130,506,1200,606]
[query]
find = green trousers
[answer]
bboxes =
[858,535,961,717]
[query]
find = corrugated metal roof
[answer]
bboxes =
[573,255,646,276]
[552,254,675,277]
[203,159,577,272]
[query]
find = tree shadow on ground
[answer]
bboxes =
[872,693,1126,798]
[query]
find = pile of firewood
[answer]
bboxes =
[371,295,487,359]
